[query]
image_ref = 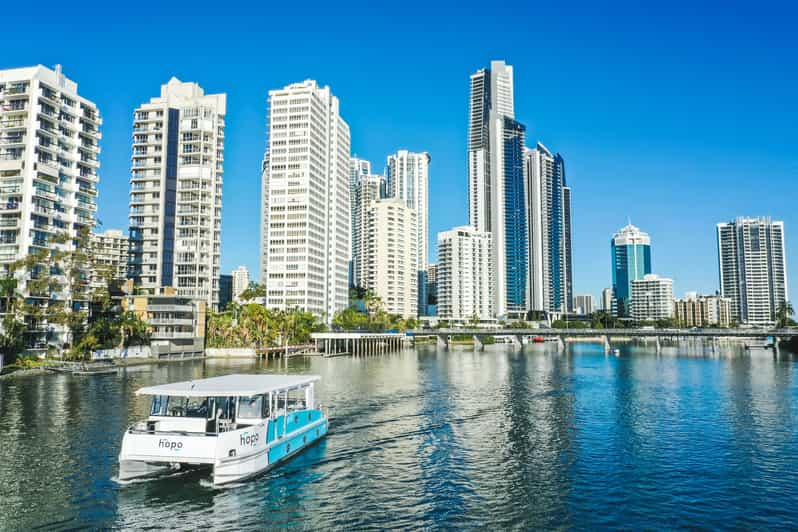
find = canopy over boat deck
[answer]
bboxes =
[136,374,321,397]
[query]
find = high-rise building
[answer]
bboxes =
[386,150,430,316]
[348,157,371,287]
[717,217,788,325]
[128,78,225,309]
[426,263,438,316]
[219,274,232,310]
[611,224,652,317]
[231,265,249,301]
[601,288,613,312]
[259,152,269,284]
[90,229,129,290]
[352,174,382,289]
[362,198,417,318]
[0,65,101,346]
[630,274,673,321]
[468,60,527,319]
[526,143,573,313]
[437,226,494,321]
[674,292,732,327]
[261,80,350,321]
[572,294,594,315]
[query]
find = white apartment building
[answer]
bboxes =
[630,274,674,321]
[352,174,382,289]
[90,229,129,290]
[261,80,350,321]
[572,294,594,315]
[386,150,430,315]
[348,157,372,287]
[0,65,101,347]
[128,78,225,310]
[602,287,613,312]
[362,198,417,318]
[526,143,573,313]
[717,217,788,325]
[231,265,250,301]
[437,225,494,321]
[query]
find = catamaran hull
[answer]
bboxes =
[118,414,328,485]
[214,418,328,485]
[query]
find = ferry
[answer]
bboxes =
[118,374,328,485]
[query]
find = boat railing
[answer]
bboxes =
[126,425,219,437]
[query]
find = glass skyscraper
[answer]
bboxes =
[611,224,652,317]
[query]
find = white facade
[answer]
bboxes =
[362,198,417,318]
[468,60,515,318]
[572,294,594,315]
[231,265,250,301]
[128,78,225,309]
[348,157,372,286]
[262,80,350,321]
[386,150,429,273]
[525,143,572,313]
[0,65,101,346]
[352,174,382,289]
[717,217,788,325]
[437,225,494,321]
[90,229,129,290]
[630,274,674,321]
[602,287,613,312]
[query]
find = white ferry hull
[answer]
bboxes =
[118,413,328,486]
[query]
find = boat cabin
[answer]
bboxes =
[135,374,319,434]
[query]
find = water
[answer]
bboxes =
[1,342,797,530]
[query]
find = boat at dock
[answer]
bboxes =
[46,360,119,375]
[118,374,328,486]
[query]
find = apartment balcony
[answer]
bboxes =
[148,317,194,326]
[0,118,27,129]
[2,85,29,97]
[147,303,194,313]
[39,89,59,105]
[150,330,196,340]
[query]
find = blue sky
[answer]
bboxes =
[5,0,797,303]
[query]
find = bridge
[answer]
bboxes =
[409,328,798,355]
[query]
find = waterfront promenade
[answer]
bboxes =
[412,327,798,353]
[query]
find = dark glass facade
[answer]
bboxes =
[502,117,527,314]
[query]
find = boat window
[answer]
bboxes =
[238,395,263,419]
[183,397,210,418]
[212,397,235,420]
[152,397,211,418]
[286,388,306,411]
[150,395,169,416]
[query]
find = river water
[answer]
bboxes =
[1,342,797,530]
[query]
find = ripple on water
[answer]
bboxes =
[0,346,797,529]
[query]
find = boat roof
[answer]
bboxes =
[135,374,321,397]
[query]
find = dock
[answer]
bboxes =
[311,332,407,357]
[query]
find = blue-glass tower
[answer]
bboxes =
[611,224,652,317]
[502,117,528,315]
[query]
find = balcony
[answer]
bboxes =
[150,330,196,340]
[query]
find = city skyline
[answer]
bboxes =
[4,2,796,304]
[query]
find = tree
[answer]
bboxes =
[238,282,267,302]
[777,301,795,328]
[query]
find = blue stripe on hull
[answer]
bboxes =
[268,419,328,467]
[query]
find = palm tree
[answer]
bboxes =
[776,301,794,328]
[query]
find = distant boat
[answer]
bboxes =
[532,336,545,343]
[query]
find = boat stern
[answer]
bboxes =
[118,429,218,481]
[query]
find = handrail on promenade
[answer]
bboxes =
[408,328,798,338]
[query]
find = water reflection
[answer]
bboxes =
[0,342,796,529]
